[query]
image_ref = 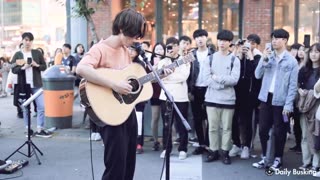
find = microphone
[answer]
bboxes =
[133,42,148,62]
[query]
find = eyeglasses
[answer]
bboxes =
[166,45,173,50]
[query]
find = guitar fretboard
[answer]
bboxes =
[138,53,194,85]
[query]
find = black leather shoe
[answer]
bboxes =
[192,147,206,155]
[222,150,231,165]
[205,150,219,162]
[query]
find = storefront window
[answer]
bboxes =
[274,0,295,45]
[181,0,199,39]
[202,0,219,44]
[298,0,320,44]
[223,0,239,39]
[163,0,179,40]
[135,0,155,44]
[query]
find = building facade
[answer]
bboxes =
[91,0,319,49]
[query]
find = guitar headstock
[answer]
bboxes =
[182,53,196,64]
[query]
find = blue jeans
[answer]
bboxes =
[23,88,45,129]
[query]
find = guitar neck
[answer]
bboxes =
[138,55,192,85]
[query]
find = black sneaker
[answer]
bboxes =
[25,129,35,138]
[299,164,312,170]
[188,137,198,144]
[205,150,219,162]
[35,130,53,138]
[270,159,282,170]
[289,145,302,153]
[192,147,207,155]
[152,141,160,151]
[222,150,231,165]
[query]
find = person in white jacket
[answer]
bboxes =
[157,37,190,160]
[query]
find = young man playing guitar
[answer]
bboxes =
[76,9,171,180]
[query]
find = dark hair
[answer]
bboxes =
[290,43,303,62]
[166,37,179,46]
[142,41,150,48]
[247,34,261,45]
[298,43,320,88]
[112,8,146,39]
[74,43,85,55]
[22,32,34,41]
[179,35,192,44]
[217,29,234,41]
[37,47,44,55]
[19,43,23,49]
[63,43,71,50]
[150,42,166,65]
[290,43,302,50]
[271,28,290,41]
[193,29,208,39]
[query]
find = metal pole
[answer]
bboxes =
[1,0,4,47]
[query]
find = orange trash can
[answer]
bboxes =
[42,65,75,129]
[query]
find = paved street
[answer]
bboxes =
[0,95,315,180]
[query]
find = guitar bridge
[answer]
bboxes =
[112,91,124,104]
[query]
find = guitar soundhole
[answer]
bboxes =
[129,78,140,94]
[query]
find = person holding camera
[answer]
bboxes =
[252,29,298,170]
[11,32,51,138]
[229,34,262,159]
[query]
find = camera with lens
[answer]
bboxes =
[236,39,246,46]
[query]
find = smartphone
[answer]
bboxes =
[244,42,251,49]
[265,43,272,50]
[283,114,289,123]
[27,57,32,65]
[303,34,311,48]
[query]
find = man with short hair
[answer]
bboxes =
[203,29,240,164]
[11,32,50,138]
[229,34,263,159]
[61,43,76,73]
[188,29,215,155]
[252,29,298,170]
[158,37,190,160]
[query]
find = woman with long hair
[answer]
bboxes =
[298,43,320,173]
[149,42,166,151]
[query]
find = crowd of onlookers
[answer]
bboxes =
[1,28,320,177]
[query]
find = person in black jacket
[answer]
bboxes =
[187,29,215,155]
[229,34,262,159]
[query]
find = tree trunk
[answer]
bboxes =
[86,15,99,44]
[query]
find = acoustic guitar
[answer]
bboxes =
[79,53,195,127]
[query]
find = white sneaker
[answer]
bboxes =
[160,150,166,159]
[313,171,320,177]
[94,133,102,141]
[90,133,96,140]
[252,157,266,169]
[240,146,250,159]
[179,151,187,160]
[229,145,241,157]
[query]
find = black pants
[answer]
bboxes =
[101,111,137,180]
[161,101,188,153]
[292,106,302,146]
[259,93,289,158]
[232,103,254,147]
[190,87,209,146]
[90,119,100,133]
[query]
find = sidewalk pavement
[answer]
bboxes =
[0,95,315,180]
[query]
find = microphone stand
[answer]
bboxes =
[139,49,191,180]
[6,88,44,165]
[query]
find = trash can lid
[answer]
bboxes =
[42,65,75,81]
